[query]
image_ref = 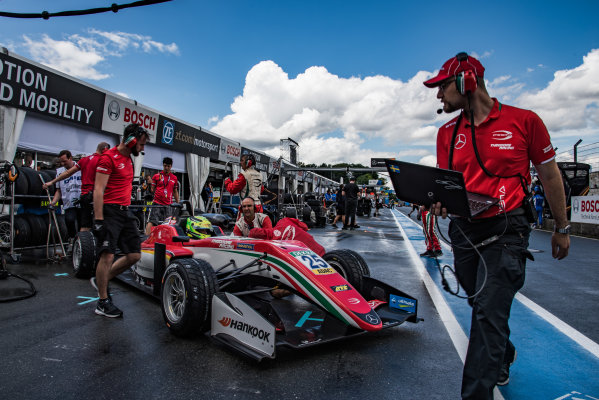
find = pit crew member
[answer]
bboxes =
[92,124,149,318]
[232,197,272,237]
[145,157,180,234]
[424,52,569,399]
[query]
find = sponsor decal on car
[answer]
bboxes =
[217,317,271,342]
[331,284,351,292]
[291,251,336,275]
[237,242,255,251]
[367,299,387,309]
[389,294,416,313]
[212,239,234,249]
[365,313,380,325]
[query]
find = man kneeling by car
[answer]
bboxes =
[232,197,273,237]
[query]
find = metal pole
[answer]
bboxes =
[573,139,583,162]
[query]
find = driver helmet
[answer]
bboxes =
[186,216,213,239]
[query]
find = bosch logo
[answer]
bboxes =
[573,199,579,213]
[162,121,174,145]
[107,100,120,121]
[455,134,467,149]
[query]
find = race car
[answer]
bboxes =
[73,216,420,361]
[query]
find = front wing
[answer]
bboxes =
[210,276,418,361]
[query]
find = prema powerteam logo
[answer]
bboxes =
[162,120,174,145]
[217,317,271,342]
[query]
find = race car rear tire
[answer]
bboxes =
[323,250,364,291]
[161,258,218,337]
[72,231,96,278]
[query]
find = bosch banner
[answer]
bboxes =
[157,115,220,159]
[219,137,241,163]
[571,195,599,224]
[0,52,104,129]
[101,94,158,143]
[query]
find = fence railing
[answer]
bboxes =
[555,141,599,172]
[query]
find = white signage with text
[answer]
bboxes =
[571,195,599,224]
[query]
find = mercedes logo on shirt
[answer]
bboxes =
[455,133,467,149]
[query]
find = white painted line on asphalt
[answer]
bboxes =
[391,210,469,359]
[515,293,599,359]
[392,210,505,400]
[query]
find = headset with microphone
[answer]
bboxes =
[455,52,478,95]
[123,124,149,156]
[244,153,256,168]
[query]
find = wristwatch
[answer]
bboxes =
[554,224,571,234]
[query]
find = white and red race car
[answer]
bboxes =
[73,220,419,360]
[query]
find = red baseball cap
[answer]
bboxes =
[423,52,485,88]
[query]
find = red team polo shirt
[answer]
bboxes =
[78,153,102,195]
[96,147,134,206]
[436,99,555,219]
[151,172,179,205]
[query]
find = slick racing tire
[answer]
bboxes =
[161,258,218,337]
[323,250,365,292]
[338,249,370,277]
[72,231,97,278]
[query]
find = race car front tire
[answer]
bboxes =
[161,258,218,337]
[72,231,96,278]
[323,250,365,292]
[337,249,370,277]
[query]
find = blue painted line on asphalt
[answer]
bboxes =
[77,296,99,305]
[392,209,599,400]
[54,273,68,277]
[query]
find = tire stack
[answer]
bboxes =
[0,214,68,248]
[0,166,66,248]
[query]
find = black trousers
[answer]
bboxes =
[449,214,532,400]
[64,207,81,239]
[344,198,357,227]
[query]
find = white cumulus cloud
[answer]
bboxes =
[210,61,445,165]
[211,49,599,167]
[515,48,599,137]
[19,29,179,80]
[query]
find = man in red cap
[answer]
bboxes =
[424,52,569,399]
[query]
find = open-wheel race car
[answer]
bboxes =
[73,217,420,361]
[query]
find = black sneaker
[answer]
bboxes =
[342,226,349,230]
[352,225,360,229]
[433,249,443,257]
[90,277,112,300]
[420,250,434,257]
[497,348,517,386]
[331,223,338,228]
[95,298,123,318]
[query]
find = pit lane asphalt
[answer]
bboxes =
[1,207,597,400]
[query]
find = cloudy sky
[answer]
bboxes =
[1,0,598,167]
